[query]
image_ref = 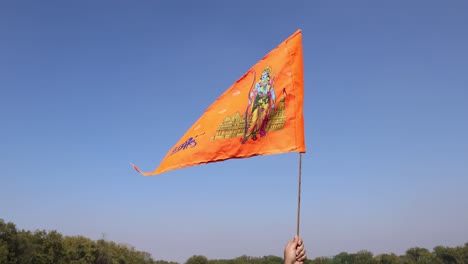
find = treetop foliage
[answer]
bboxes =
[1,219,467,264]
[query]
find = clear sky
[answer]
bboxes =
[1,0,467,263]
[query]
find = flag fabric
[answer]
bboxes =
[134,29,305,176]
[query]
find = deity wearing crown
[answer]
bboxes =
[241,66,276,143]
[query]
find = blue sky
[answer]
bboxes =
[1,0,468,263]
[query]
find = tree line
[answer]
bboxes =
[2,218,467,264]
[0,218,176,264]
[187,245,468,264]
[304,245,468,264]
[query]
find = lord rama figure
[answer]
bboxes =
[241,66,276,143]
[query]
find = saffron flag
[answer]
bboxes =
[134,29,305,176]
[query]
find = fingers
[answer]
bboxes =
[285,235,307,264]
[296,236,302,248]
[295,237,307,262]
[296,250,307,262]
[296,243,304,256]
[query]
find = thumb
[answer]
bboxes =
[288,235,298,248]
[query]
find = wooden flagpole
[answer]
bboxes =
[296,152,303,236]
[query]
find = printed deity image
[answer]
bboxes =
[242,66,277,143]
[212,66,287,143]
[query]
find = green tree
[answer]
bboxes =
[63,235,96,263]
[402,247,432,264]
[375,253,399,264]
[31,229,66,264]
[460,243,468,264]
[155,261,180,264]
[260,255,283,264]
[208,259,232,264]
[16,230,38,264]
[433,246,460,264]
[332,252,352,264]
[0,219,18,263]
[0,240,9,264]
[94,239,114,264]
[232,255,261,264]
[351,250,376,264]
[310,256,332,264]
[186,255,209,264]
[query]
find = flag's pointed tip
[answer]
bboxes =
[130,162,157,176]
[130,162,143,174]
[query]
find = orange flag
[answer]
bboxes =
[134,29,305,176]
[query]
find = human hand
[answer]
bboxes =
[284,235,307,264]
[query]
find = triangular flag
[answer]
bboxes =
[134,29,305,176]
